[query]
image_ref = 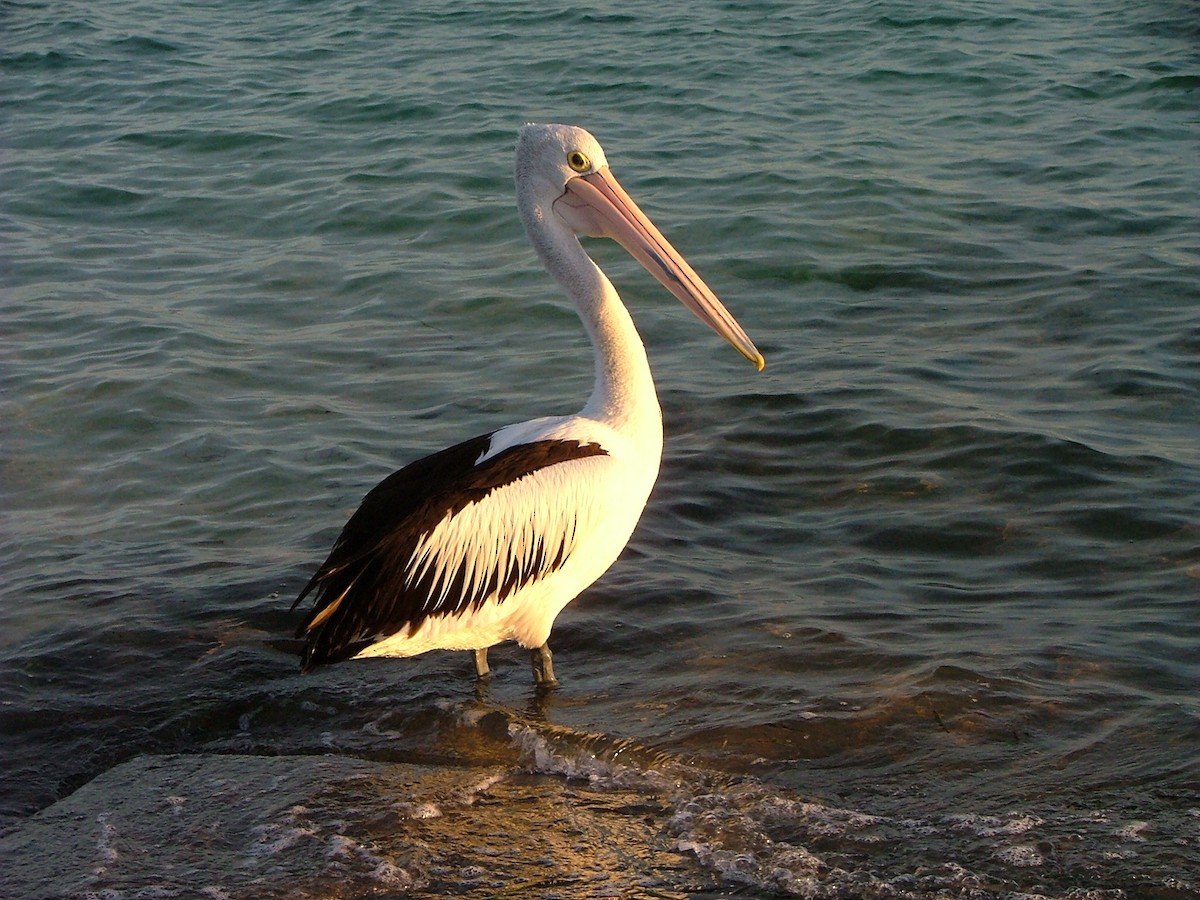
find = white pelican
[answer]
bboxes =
[292,123,763,687]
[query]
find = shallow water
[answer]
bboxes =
[3,0,1199,895]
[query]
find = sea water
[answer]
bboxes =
[3,0,1198,895]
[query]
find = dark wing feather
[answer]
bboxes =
[292,432,607,671]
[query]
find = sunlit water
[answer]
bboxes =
[3,0,1198,895]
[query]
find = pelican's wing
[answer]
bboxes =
[292,432,607,671]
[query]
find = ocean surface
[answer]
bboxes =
[3,0,1198,895]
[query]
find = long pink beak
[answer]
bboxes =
[553,166,765,371]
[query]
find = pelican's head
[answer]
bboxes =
[516,124,610,202]
[516,123,764,371]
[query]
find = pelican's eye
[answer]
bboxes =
[567,150,591,173]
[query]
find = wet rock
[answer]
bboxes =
[0,753,438,898]
[0,752,710,899]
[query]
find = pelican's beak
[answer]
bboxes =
[554,166,765,371]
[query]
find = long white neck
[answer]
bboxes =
[519,199,662,442]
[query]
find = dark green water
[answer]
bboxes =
[3,0,1198,895]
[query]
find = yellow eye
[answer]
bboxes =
[567,150,591,173]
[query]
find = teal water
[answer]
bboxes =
[3,0,1199,895]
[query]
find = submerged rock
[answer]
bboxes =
[1,754,430,897]
[0,752,708,899]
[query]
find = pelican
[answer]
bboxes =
[292,123,763,688]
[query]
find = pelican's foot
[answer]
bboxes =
[472,648,491,681]
[531,643,559,689]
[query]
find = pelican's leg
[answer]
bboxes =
[472,648,491,680]
[530,643,558,689]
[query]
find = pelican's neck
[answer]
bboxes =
[576,263,661,429]
[520,200,661,439]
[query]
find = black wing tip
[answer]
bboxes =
[297,638,373,674]
[291,566,328,612]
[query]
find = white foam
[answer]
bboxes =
[461,770,506,801]
[326,832,417,889]
[507,722,678,792]
[1115,820,1150,842]
[252,821,318,855]
[944,811,1043,836]
[249,804,318,856]
[410,801,442,819]
[95,812,119,866]
[391,798,442,819]
[995,843,1046,867]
